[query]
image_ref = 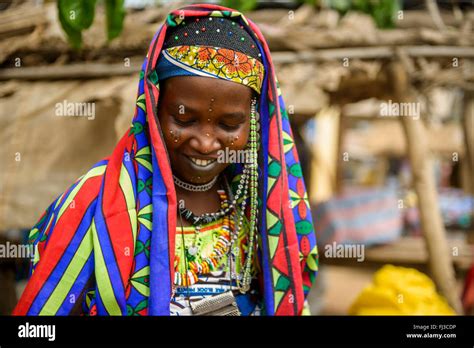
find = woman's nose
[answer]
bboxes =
[189,129,221,154]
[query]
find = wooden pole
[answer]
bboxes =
[462,90,474,195]
[389,61,462,313]
[309,107,340,202]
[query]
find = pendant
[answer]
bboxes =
[188,246,198,256]
[239,284,250,294]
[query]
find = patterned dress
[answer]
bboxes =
[171,218,261,316]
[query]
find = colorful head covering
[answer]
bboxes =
[156,16,265,94]
[14,4,318,316]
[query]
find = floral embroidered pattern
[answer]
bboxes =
[164,45,264,93]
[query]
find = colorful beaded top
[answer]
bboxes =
[174,191,259,288]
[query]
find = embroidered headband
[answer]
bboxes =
[156,16,265,94]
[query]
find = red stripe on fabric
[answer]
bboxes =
[270,49,305,314]
[275,288,296,315]
[248,18,276,79]
[145,26,177,287]
[267,176,282,215]
[13,175,103,315]
[268,117,280,160]
[248,16,305,315]
[171,3,236,14]
[279,142,305,314]
[102,133,135,287]
[272,233,290,276]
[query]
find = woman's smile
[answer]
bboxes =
[183,153,219,175]
[187,156,217,167]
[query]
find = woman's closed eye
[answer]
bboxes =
[172,115,196,126]
[218,113,246,131]
[219,122,242,131]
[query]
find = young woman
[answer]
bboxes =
[14,3,318,316]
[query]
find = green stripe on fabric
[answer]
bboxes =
[39,223,94,315]
[119,164,137,245]
[54,192,65,210]
[57,165,106,222]
[91,219,122,315]
[32,244,40,268]
[40,213,55,240]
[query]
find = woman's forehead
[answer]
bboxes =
[162,76,253,102]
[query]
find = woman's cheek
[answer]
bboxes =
[166,126,186,146]
[221,126,249,150]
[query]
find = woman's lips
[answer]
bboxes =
[188,156,217,167]
[183,155,220,174]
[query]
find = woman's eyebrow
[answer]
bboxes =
[168,102,199,115]
[220,112,246,121]
[169,103,246,120]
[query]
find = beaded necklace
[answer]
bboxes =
[178,190,233,227]
[174,190,235,286]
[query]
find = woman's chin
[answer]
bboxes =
[173,168,220,185]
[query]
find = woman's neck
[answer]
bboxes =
[176,183,222,227]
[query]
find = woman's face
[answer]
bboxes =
[157,76,253,184]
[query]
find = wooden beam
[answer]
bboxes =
[0,5,47,39]
[271,46,474,63]
[1,46,473,81]
[0,60,142,80]
[320,236,473,271]
[389,60,463,313]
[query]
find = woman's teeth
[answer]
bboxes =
[189,157,216,167]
